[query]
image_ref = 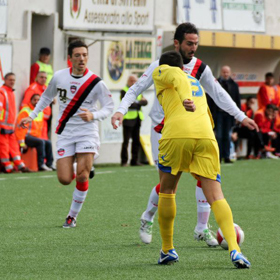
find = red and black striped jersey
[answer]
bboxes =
[117,56,245,130]
[29,68,114,137]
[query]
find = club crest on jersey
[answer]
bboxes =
[57,148,65,156]
[70,85,77,94]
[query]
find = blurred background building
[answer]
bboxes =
[1,0,280,163]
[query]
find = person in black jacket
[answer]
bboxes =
[208,66,241,163]
[120,75,148,166]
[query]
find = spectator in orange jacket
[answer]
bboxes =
[254,104,279,159]
[257,72,279,110]
[16,94,54,171]
[0,73,30,173]
[21,71,51,140]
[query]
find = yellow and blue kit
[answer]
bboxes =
[152,64,220,181]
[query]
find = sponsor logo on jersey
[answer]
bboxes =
[83,146,95,149]
[183,67,191,73]
[70,85,77,94]
[57,148,65,156]
[70,81,80,85]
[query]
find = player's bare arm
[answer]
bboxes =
[78,108,94,122]
[241,117,259,132]
[111,112,124,129]
[19,116,33,128]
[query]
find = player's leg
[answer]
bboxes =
[139,127,161,243]
[194,181,218,247]
[62,153,94,228]
[199,177,250,268]
[158,169,181,264]
[62,135,99,228]
[192,139,250,268]
[57,156,76,185]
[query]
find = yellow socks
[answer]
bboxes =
[211,198,240,253]
[158,193,176,253]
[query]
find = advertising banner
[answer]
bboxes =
[63,0,154,32]
[176,0,223,30]
[0,44,12,86]
[102,37,155,90]
[222,0,265,32]
[0,0,8,35]
[176,0,265,32]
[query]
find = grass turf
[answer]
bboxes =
[0,159,279,279]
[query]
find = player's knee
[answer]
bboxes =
[58,176,72,185]
[76,173,88,182]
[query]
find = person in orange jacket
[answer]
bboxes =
[257,72,279,110]
[21,71,51,140]
[0,73,30,173]
[254,104,279,159]
[16,94,54,171]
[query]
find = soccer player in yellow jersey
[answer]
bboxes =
[153,51,251,268]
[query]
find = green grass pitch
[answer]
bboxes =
[1,159,279,279]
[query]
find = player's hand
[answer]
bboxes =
[241,117,259,132]
[78,108,94,122]
[111,112,124,129]
[183,99,196,112]
[19,117,33,128]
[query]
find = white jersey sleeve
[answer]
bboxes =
[92,81,114,121]
[200,66,246,122]
[117,60,159,115]
[29,75,58,120]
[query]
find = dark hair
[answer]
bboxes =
[39,47,51,55]
[68,40,88,57]
[4,72,15,80]
[159,51,183,68]
[31,93,40,101]
[174,22,199,43]
[246,95,255,102]
[266,104,275,110]
[265,72,274,79]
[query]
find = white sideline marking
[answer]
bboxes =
[0,168,154,181]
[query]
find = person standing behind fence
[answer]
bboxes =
[120,75,148,166]
[208,65,241,163]
[30,47,53,85]
[257,72,279,110]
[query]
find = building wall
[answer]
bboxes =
[3,0,280,165]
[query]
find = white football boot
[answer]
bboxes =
[139,212,153,244]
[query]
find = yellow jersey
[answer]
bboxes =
[152,64,215,140]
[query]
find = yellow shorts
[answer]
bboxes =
[158,138,221,181]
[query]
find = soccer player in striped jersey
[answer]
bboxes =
[20,40,114,228]
[111,23,258,246]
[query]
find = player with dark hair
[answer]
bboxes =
[153,50,251,268]
[20,40,114,227]
[111,22,258,246]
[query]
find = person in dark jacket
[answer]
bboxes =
[120,75,148,166]
[208,66,241,163]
